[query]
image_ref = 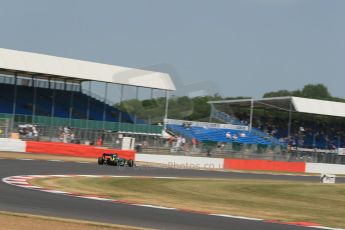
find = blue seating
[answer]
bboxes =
[212,109,282,145]
[167,124,274,145]
[212,109,343,149]
[0,83,138,123]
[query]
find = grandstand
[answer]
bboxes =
[165,96,345,159]
[165,119,275,145]
[0,80,134,123]
[208,97,345,150]
[0,48,175,137]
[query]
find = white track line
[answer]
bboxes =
[311,227,344,230]
[210,214,262,221]
[76,196,113,201]
[133,204,177,210]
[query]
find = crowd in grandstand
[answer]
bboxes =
[233,111,345,149]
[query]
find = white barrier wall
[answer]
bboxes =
[136,154,224,169]
[0,138,26,152]
[306,163,345,175]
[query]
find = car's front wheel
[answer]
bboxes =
[98,157,104,165]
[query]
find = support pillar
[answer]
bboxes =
[51,81,56,119]
[11,73,18,131]
[163,90,170,131]
[69,82,74,126]
[48,77,51,89]
[249,98,254,132]
[119,85,124,125]
[86,81,91,123]
[209,104,215,122]
[134,86,139,124]
[12,73,18,117]
[64,79,67,91]
[102,82,108,129]
[32,77,38,120]
[149,89,154,124]
[48,80,56,141]
[287,97,293,142]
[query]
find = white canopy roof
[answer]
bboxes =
[0,48,176,91]
[209,96,345,118]
[292,97,345,117]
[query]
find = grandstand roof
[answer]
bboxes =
[208,96,345,118]
[0,48,175,91]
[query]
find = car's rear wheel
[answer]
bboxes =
[98,157,104,165]
[127,160,134,167]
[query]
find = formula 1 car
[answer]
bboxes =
[97,153,134,167]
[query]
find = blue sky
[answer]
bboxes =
[0,0,344,98]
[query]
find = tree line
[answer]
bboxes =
[115,84,343,124]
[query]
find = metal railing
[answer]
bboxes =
[137,141,345,164]
[0,113,162,134]
[164,118,248,131]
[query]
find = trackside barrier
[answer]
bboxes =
[306,163,345,175]
[2,138,345,174]
[135,153,224,169]
[0,138,26,152]
[26,141,135,160]
[223,158,306,173]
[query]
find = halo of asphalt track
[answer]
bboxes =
[1,158,344,230]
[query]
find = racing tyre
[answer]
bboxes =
[98,157,104,165]
[127,160,134,167]
[106,159,112,165]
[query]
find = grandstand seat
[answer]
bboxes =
[0,83,138,124]
[166,124,275,146]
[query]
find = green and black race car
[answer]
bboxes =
[97,153,135,167]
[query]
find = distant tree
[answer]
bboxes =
[263,84,333,100]
[224,96,251,100]
[301,84,331,99]
[263,90,293,98]
[142,99,157,108]
[113,83,345,124]
[187,96,211,121]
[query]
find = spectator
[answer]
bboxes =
[181,137,186,147]
[97,136,103,146]
[168,136,174,147]
[192,138,198,152]
[226,132,231,139]
[232,134,238,142]
[176,136,182,149]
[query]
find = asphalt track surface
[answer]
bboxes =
[1,158,344,230]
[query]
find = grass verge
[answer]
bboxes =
[30,177,345,228]
[0,211,152,230]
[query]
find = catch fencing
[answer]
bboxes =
[0,118,10,138]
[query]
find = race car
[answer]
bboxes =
[97,153,134,167]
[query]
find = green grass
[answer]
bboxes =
[0,211,150,230]
[30,177,345,228]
